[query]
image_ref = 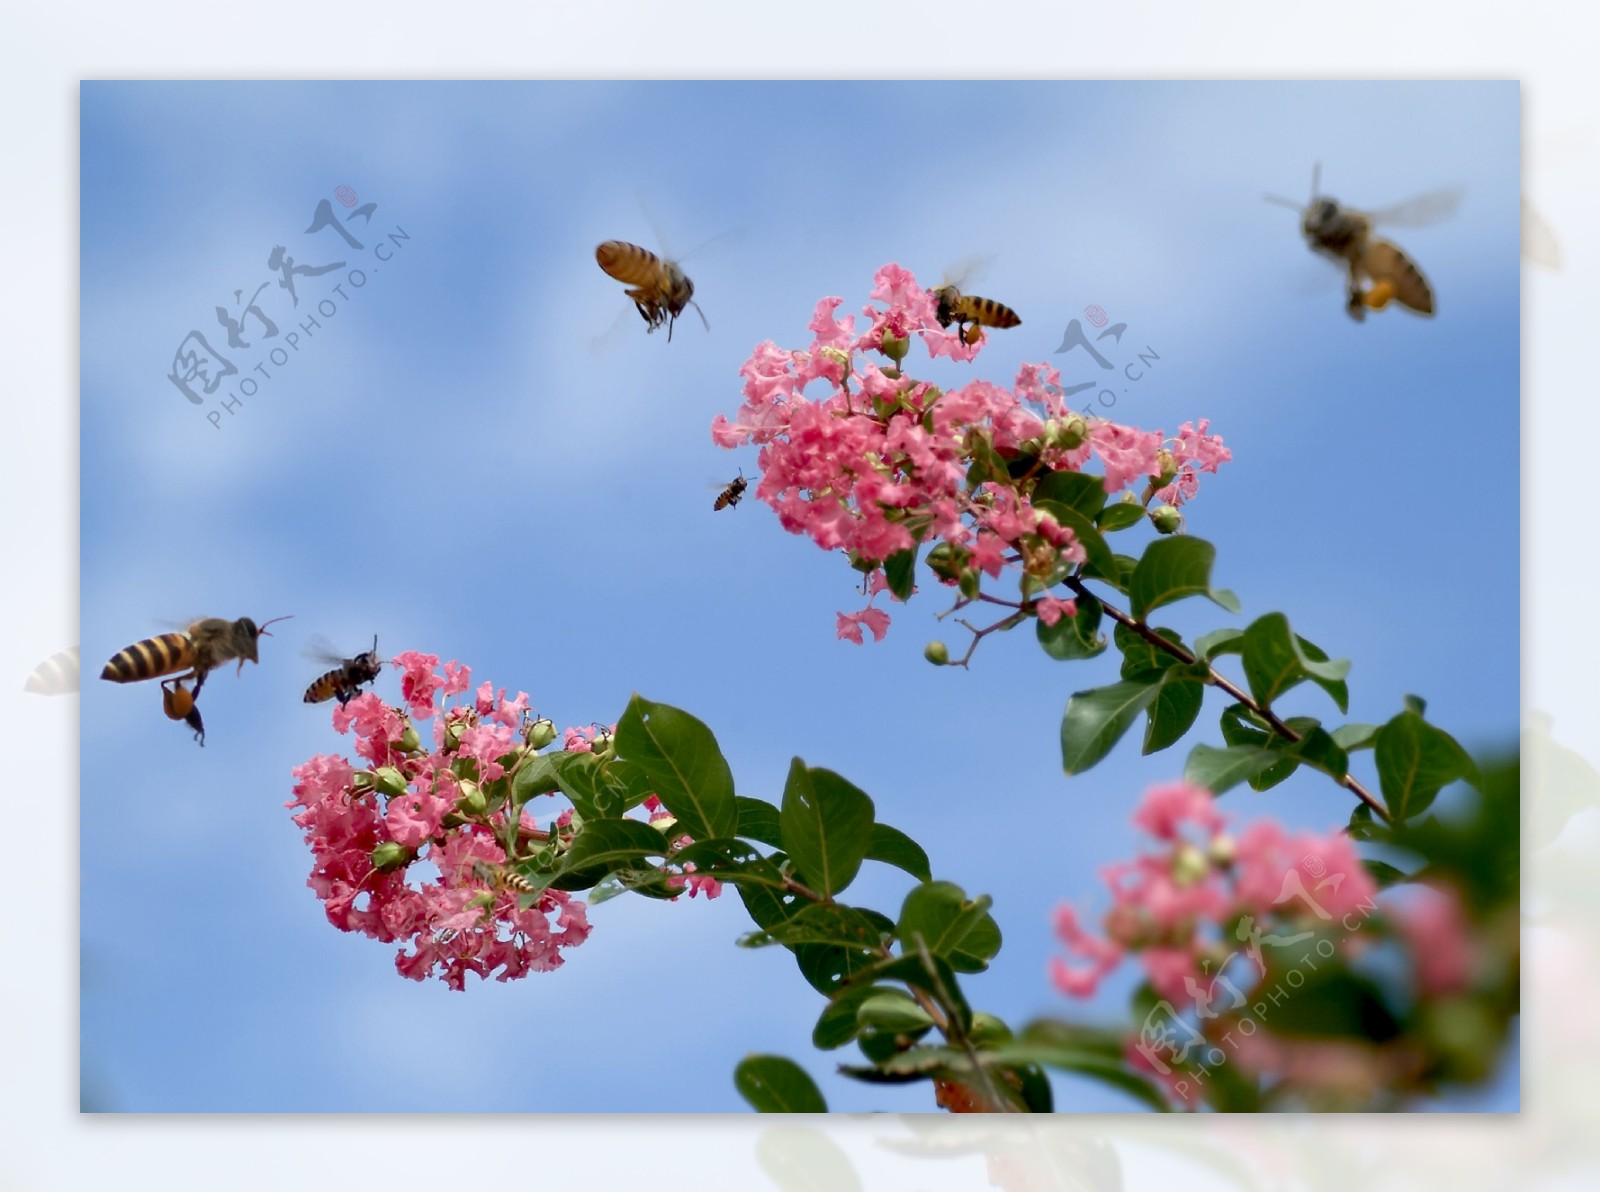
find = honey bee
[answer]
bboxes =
[473,861,537,895]
[302,635,383,706]
[1266,165,1459,321]
[100,615,293,698]
[160,677,205,746]
[24,646,79,695]
[714,470,748,511]
[595,240,709,341]
[929,259,1022,346]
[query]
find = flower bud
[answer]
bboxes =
[924,640,950,666]
[467,890,495,912]
[370,842,413,871]
[591,727,615,758]
[925,542,967,582]
[456,780,487,817]
[819,345,852,374]
[880,331,910,363]
[1171,841,1210,886]
[398,725,421,753]
[1207,832,1236,867]
[374,766,409,796]
[1152,448,1178,488]
[443,720,462,752]
[1049,413,1088,451]
[879,366,902,381]
[523,716,557,749]
[1149,504,1182,535]
[958,569,981,600]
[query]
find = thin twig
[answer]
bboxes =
[1064,576,1391,824]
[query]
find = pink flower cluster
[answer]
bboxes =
[711,265,1230,642]
[1050,781,1378,1007]
[288,651,591,991]
[288,654,726,989]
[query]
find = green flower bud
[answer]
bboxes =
[370,842,413,871]
[1171,841,1210,886]
[819,345,852,374]
[1152,448,1178,488]
[924,640,950,666]
[398,725,421,753]
[880,331,910,363]
[1207,832,1236,867]
[443,721,463,752]
[879,366,902,381]
[925,541,966,582]
[467,890,495,912]
[958,569,981,600]
[523,716,557,749]
[456,780,487,817]
[374,766,409,797]
[591,727,614,755]
[968,1012,1014,1046]
[1149,504,1182,535]
[1050,413,1089,451]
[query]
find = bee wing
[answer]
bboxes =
[941,253,993,290]
[1522,195,1562,270]
[301,634,349,664]
[1365,187,1462,229]
[588,305,636,356]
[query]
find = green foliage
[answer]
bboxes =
[1036,594,1107,661]
[1375,705,1478,822]
[615,696,738,839]
[781,762,875,899]
[734,1055,828,1113]
[1060,679,1161,775]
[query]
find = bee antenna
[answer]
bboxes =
[257,614,295,637]
[1262,192,1303,211]
[1310,162,1321,202]
[689,299,709,332]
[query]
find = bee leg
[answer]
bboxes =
[185,706,205,747]
[1344,284,1367,322]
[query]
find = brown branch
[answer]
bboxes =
[1064,577,1392,825]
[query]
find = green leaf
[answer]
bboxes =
[552,753,654,821]
[615,696,738,840]
[1332,722,1381,752]
[989,1042,1170,1113]
[1375,709,1477,822]
[546,819,671,891]
[1060,679,1161,775]
[1297,635,1351,714]
[1036,594,1107,661]
[780,762,875,899]
[851,951,972,1035]
[734,1055,827,1113]
[1128,536,1226,620]
[857,990,936,1033]
[1114,621,1185,679]
[1362,859,1409,888]
[812,983,886,1050]
[740,903,888,952]
[734,795,784,849]
[884,547,918,602]
[1145,674,1206,754]
[1033,470,1107,517]
[1194,627,1244,661]
[1183,743,1283,795]
[510,753,564,803]
[795,940,883,995]
[896,882,1003,973]
[1240,614,1351,713]
[1347,802,1388,843]
[1095,499,1146,532]
[865,823,932,882]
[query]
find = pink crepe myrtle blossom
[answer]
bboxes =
[1050,782,1377,1007]
[712,264,1229,645]
[288,657,717,990]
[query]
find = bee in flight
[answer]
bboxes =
[101,615,293,698]
[929,267,1022,346]
[24,646,79,695]
[1266,165,1458,321]
[303,635,384,707]
[595,240,709,341]
[714,470,748,511]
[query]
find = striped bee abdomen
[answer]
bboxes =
[100,633,195,683]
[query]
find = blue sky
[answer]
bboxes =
[80,80,1519,1114]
